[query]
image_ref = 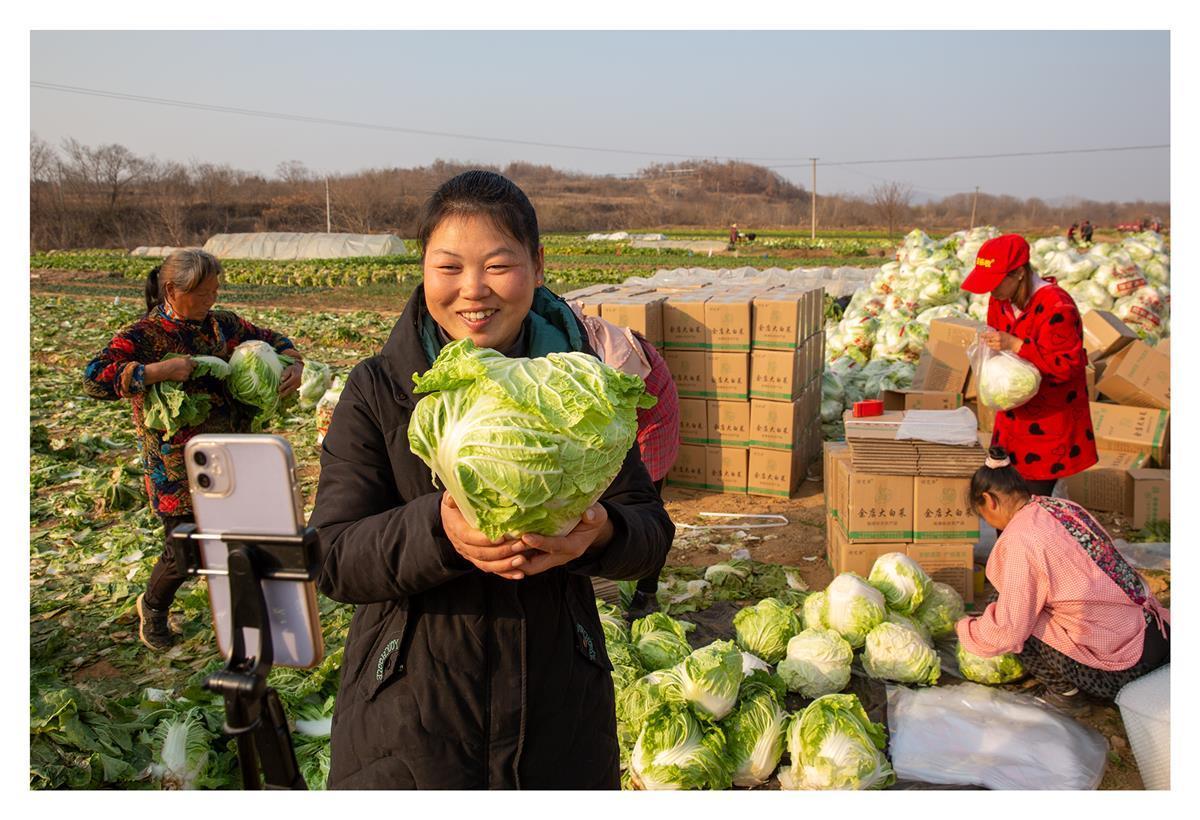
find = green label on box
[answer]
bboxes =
[746,486,791,497]
[747,439,795,451]
[846,529,913,540]
[913,530,980,541]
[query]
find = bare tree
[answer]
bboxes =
[871,181,914,238]
[145,159,194,246]
[276,160,311,184]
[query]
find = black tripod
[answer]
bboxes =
[172,525,322,790]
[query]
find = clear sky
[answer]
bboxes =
[30,30,1170,202]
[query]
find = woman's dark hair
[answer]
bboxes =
[969,447,1032,512]
[416,170,540,261]
[143,249,223,316]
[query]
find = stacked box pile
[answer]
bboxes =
[823,437,977,604]
[565,281,825,498]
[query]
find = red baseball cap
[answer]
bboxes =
[961,234,1031,294]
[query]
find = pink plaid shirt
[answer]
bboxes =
[633,337,680,483]
[957,500,1170,671]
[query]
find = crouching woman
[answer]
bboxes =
[956,448,1169,708]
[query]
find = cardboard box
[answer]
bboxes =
[705,353,750,401]
[752,290,805,351]
[907,542,975,604]
[1095,341,1170,410]
[665,350,707,399]
[1063,450,1147,513]
[828,445,854,526]
[1082,310,1139,361]
[750,349,804,401]
[748,447,803,498]
[1156,338,1170,358]
[912,477,980,542]
[708,400,751,448]
[705,295,753,352]
[572,294,605,317]
[971,400,996,434]
[1090,402,1170,466]
[1128,468,1170,529]
[840,470,915,543]
[678,398,709,445]
[882,389,963,412]
[662,293,711,350]
[667,444,707,491]
[913,317,986,393]
[706,446,748,494]
[1086,364,1098,402]
[601,294,666,348]
[749,398,804,451]
[829,525,906,578]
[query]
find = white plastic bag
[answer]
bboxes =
[886,682,1108,790]
[1115,664,1170,790]
[969,338,1042,411]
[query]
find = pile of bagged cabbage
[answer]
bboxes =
[605,551,1025,790]
[820,228,1171,439]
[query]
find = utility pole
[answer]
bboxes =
[325,178,332,233]
[969,185,980,230]
[810,158,818,240]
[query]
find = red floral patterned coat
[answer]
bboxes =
[987,279,1098,481]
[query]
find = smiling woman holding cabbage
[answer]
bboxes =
[309,171,674,789]
[82,249,303,652]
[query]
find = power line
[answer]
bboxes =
[32,80,1170,171]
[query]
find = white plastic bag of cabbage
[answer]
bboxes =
[969,341,1041,411]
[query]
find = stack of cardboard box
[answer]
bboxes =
[931,307,1171,530]
[823,440,976,604]
[573,284,822,498]
[663,286,826,497]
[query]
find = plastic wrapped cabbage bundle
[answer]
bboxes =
[970,342,1041,411]
[821,371,846,424]
[867,552,933,615]
[776,628,853,698]
[956,642,1026,684]
[778,693,895,790]
[914,582,966,639]
[297,359,333,410]
[1065,279,1114,313]
[862,622,941,686]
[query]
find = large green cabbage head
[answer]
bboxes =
[665,640,744,721]
[629,703,732,790]
[733,598,802,664]
[631,612,694,672]
[885,609,932,645]
[823,573,887,649]
[802,590,827,630]
[228,340,287,431]
[914,581,966,639]
[976,349,1041,411]
[867,552,932,615]
[956,642,1026,684]
[776,628,853,699]
[721,672,788,787]
[778,694,895,790]
[408,339,654,539]
[298,359,332,410]
[862,622,941,685]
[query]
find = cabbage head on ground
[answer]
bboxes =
[885,609,932,645]
[956,642,1026,684]
[777,694,895,790]
[664,640,743,721]
[823,573,886,649]
[776,629,853,699]
[630,612,694,672]
[733,598,802,665]
[721,672,788,788]
[408,338,655,540]
[867,552,931,615]
[862,622,940,686]
[802,590,827,630]
[629,703,732,790]
[914,581,966,639]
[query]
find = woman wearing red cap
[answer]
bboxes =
[961,233,1098,495]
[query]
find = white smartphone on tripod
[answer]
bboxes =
[183,434,324,668]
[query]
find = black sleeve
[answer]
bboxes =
[309,366,473,604]
[565,444,675,581]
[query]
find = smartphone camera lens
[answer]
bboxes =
[197,473,212,489]
[193,451,208,467]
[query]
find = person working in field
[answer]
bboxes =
[308,170,673,788]
[957,448,1170,710]
[83,249,304,651]
[961,233,1097,495]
